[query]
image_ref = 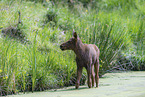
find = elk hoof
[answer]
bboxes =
[96,85,99,88]
[75,83,79,89]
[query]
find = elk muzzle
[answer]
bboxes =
[60,44,65,51]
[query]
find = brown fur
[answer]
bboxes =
[60,30,100,89]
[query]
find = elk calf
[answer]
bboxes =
[60,30,100,89]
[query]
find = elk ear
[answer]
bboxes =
[73,29,77,39]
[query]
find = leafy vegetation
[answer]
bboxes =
[0,0,145,96]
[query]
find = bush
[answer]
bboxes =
[43,9,57,26]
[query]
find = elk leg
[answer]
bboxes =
[95,59,99,87]
[87,65,92,88]
[75,66,83,89]
[91,65,95,87]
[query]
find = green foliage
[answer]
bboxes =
[0,0,145,96]
[43,8,57,26]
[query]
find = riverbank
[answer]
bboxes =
[8,71,145,97]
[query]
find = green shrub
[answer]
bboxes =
[43,9,57,26]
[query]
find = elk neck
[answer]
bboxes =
[73,38,86,59]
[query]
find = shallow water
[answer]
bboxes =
[8,71,145,97]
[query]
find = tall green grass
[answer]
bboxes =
[0,0,145,96]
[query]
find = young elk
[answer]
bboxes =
[60,30,100,89]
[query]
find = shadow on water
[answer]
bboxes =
[48,83,112,93]
[48,86,89,92]
[99,84,110,86]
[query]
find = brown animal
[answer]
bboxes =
[60,30,100,89]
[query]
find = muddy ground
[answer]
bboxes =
[8,71,145,97]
